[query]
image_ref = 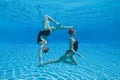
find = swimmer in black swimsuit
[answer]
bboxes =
[40,28,84,66]
[60,28,84,65]
[38,15,73,65]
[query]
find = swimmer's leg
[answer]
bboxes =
[43,59,60,65]
[39,49,43,65]
[60,53,74,65]
[41,54,67,66]
[62,56,77,65]
[38,59,60,67]
[61,55,75,65]
[71,56,77,65]
[39,55,67,66]
[63,61,77,65]
[43,15,59,30]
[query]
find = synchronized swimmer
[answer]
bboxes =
[37,15,73,65]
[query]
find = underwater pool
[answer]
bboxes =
[0,0,120,79]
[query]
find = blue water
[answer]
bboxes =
[0,0,120,79]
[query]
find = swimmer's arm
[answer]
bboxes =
[75,52,84,58]
[41,37,47,44]
[45,15,59,25]
[40,44,45,49]
[72,49,84,58]
[59,26,73,29]
[40,41,47,49]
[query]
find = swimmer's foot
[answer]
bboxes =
[38,62,45,67]
[38,64,44,67]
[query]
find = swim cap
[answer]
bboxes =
[43,47,49,53]
[68,29,75,34]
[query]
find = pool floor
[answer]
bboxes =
[0,43,120,79]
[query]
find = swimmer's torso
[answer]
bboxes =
[37,30,50,44]
[69,37,78,51]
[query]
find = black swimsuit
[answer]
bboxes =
[66,40,78,55]
[37,29,50,44]
[73,40,78,51]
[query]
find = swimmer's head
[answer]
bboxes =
[43,47,49,53]
[68,28,76,35]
